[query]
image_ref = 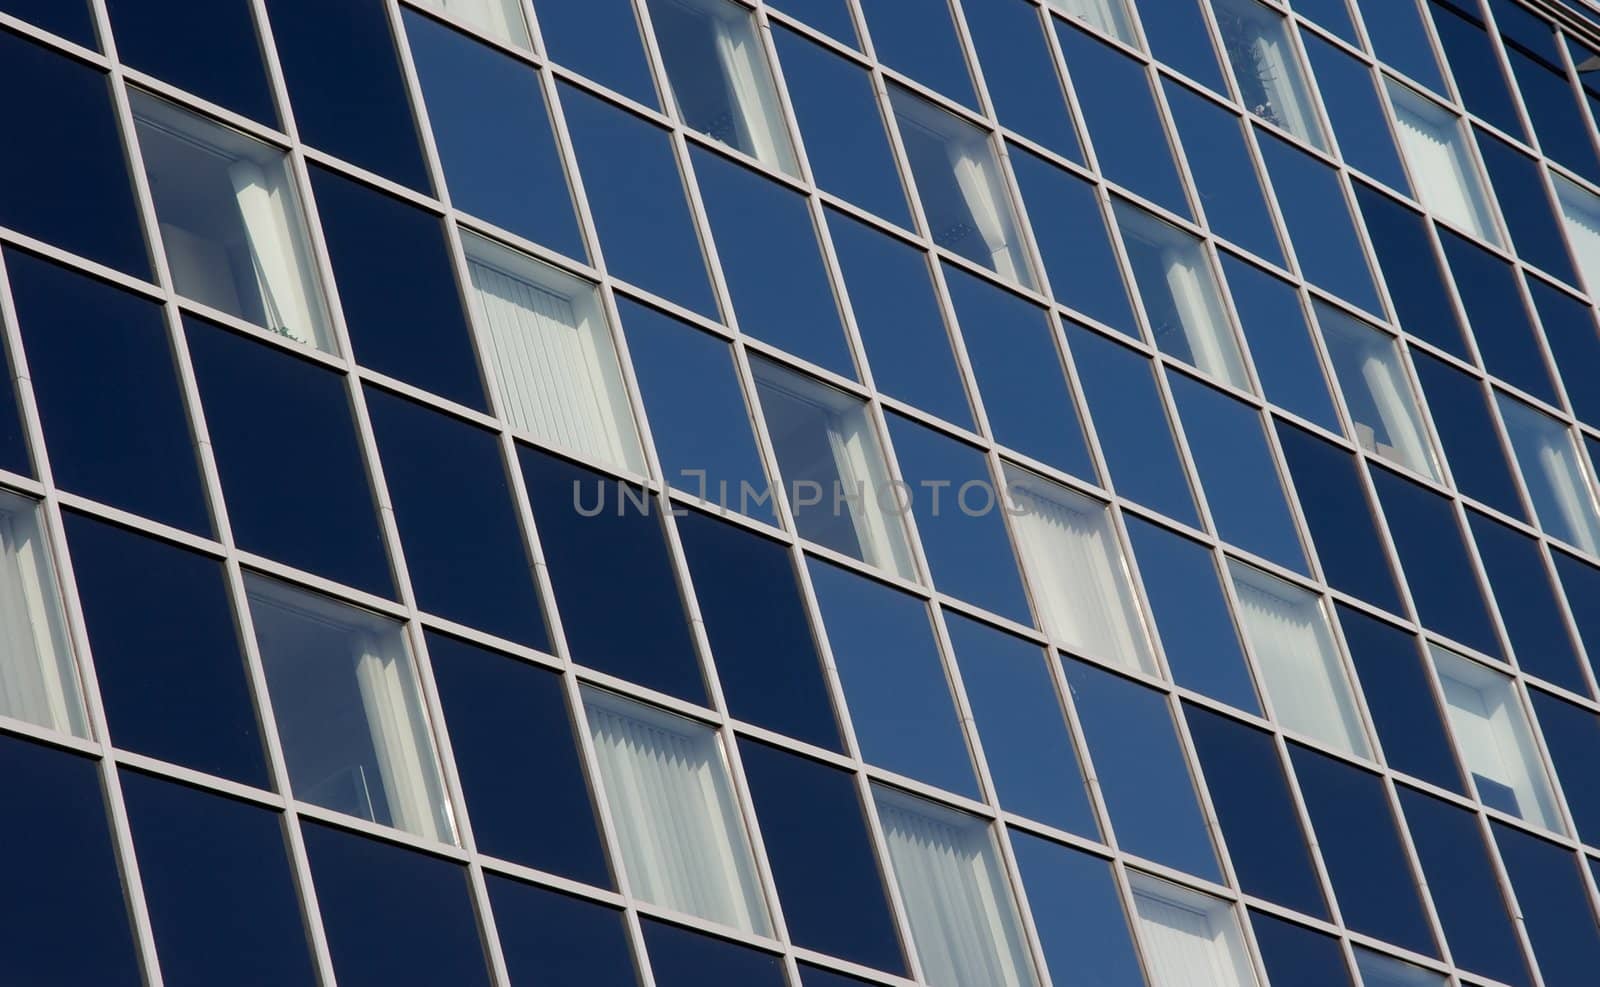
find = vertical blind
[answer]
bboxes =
[0,499,84,737]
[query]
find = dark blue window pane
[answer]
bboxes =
[809,559,975,796]
[122,771,316,987]
[426,633,610,885]
[1186,705,1326,916]
[366,389,545,647]
[1399,786,1532,987]
[1431,1,1526,140]
[1258,131,1381,313]
[1530,691,1600,845]
[406,13,584,261]
[965,0,1080,159]
[303,823,491,987]
[1129,519,1257,711]
[828,210,971,425]
[886,414,1031,623]
[1166,81,1282,263]
[1554,550,1600,681]
[1412,351,1525,519]
[858,0,974,107]
[1478,130,1576,284]
[489,878,637,987]
[186,320,392,596]
[1220,254,1339,430]
[1530,279,1600,429]
[1501,40,1600,185]
[768,0,855,44]
[0,32,148,277]
[947,266,1093,478]
[309,167,485,411]
[533,0,655,106]
[800,964,879,987]
[1304,35,1410,193]
[1494,822,1600,984]
[1139,0,1228,92]
[0,323,28,478]
[1252,912,1353,987]
[617,300,772,519]
[947,613,1097,834]
[0,737,140,987]
[1470,511,1587,692]
[1011,148,1136,335]
[0,0,95,45]
[1063,658,1220,881]
[1372,467,1501,657]
[1068,324,1197,524]
[8,251,208,533]
[67,512,266,787]
[1357,0,1445,93]
[1058,24,1190,219]
[1339,604,1464,792]
[1290,0,1357,42]
[107,0,276,125]
[1353,182,1470,358]
[677,509,840,750]
[1276,422,1403,612]
[520,448,704,702]
[1439,231,1558,404]
[1170,373,1307,573]
[645,920,786,987]
[560,87,716,318]
[265,0,430,191]
[738,740,905,974]
[774,27,910,226]
[1011,831,1145,987]
[1291,745,1438,956]
[693,148,852,375]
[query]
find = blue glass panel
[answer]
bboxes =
[426,633,609,885]
[309,167,486,411]
[1010,831,1145,987]
[645,920,786,987]
[809,559,976,796]
[1470,511,1587,692]
[1258,130,1381,313]
[1439,231,1558,404]
[1553,550,1600,688]
[1276,422,1404,612]
[1530,279,1600,429]
[1138,0,1228,92]
[488,878,638,987]
[767,0,856,44]
[800,964,880,987]
[858,0,974,107]
[1501,41,1600,185]
[303,823,491,987]
[559,85,717,317]
[1304,34,1410,193]
[1339,604,1464,791]
[1430,0,1527,139]
[67,512,266,787]
[8,252,208,533]
[186,319,393,596]
[1063,658,1220,881]
[1352,181,1471,358]
[122,771,317,987]
[964,0,1080,160]
[1478,129,1576,284]
[1530,691,1600,844]
[1219,254,1339,430]
[1057,23,1190,218]
[1494,822,1600,984]
[1291,745,1438,956]
[946,266,1093,478]
[828,210,971,425]
[367,389,547,647]
[533,0,655,106]
[1411,351,1526,519]
[1170,372,1307,572]
[692,148,852,375]
[0,31,149,277]
[0,325,28,478]
[1166,81,1282,263]
[737,739,906,974]
[1289,0,1357,42]
[773,26,910,226]
[1010,147,1137,335]
[406,13,584,261]
[520,448,706,702]
[107,0,277,125]
[1356,0,1445,93]
[1067,324,1196,522]
[677,509,840,750]
[947,613,1097,834]
[0,0,95,45]
[1252,912,1353,987]
[265,0,430,191]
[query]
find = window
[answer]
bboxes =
[1433,646,1562,831]
[1556,174,1600,298]
[1430,0,1524,140]
[890,87,1032,287]
[106,0,278,125]
[1477,129,1575,284]
[1412,351,1525,519]
[1469,511,1587,692]
[1140,0,1228,93]
[1116,203,1248,389]
[965,0,1082,159]
[583,690,770,934]
[1439,231,1558,404]
[0,492,83,738]
[1353,182,1471,359]
[247,576,453,843]
[1497,393,1600,553]
[1258,132,1381,313]
[1212,0,1326,149]
[645,920,786,986]
[534,0,656,106]
[1221,254,1339,430]
[463,235,644,474]
[1045,0,1135,43]
[873,787,1038,987]
[488,878,638,987]
[1251,912,1351,987]
[1302,33,1408,193]
[753,360,914,579]
[856,0,976,108]
[1010,833,1145,985]
[1,0,96,47]
[1005,467,1154,674]
[1129,874,1258,987]
[1166,81,1283,265]
[1531,277,1600,428]
[1340,605,1464,793]
[1354,0,1444,94]
[1532,691,1600,845]
[1354,951,1446,987]
[1315,303,1438,478]
[648,0,795,172]
[411,0,529,49]
[1494,821,1600,984]
[1385,81,1497,243]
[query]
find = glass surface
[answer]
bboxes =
[1469,511,1587,692]
[1478,129,1575,285]
[1010,831,1145,987]
[533,0,656,105]
[1385,81,1498,244]
[0,0,96,45]
[1530,690,1600,845]
[1497,393,1600,553]
[427,633,608,885]
[187,319,393,597]
[67,512,261,784]
[766,0,855,43]
[1556,174,1600,299]
[1316,304,1438,479]
[1493,821,1600,985]
[1212,0,1326,148]
[1430,0,1526,139]
[1303,33,1409,193]
[965,0,1082,160]
[1354,951,1447,987]
[1252,912,1353,987]
[0,494,84,739]
[857,0,977,109]
[1411,351,1525,519]
[107,0,277,124]
[1355,0,1445,93]
[1221,254,1339,431]
[1554,549,1600,680]
[488,878,638,987]
[122,770,317,987]
[366,388,548,647]
[1439,232,1558,405]
[1138,0,1228,92]
[1165,80,1282,264]
[644,920,787,987]
[0,321,28,479]
[1500,25,1600,185]
[1045,0,1136,43]
[1530,276,1600,429]
[1257,130,1382,313]
[1352,181,1471,358]
[1128,873,1259,987]
[1291,0,1357,43]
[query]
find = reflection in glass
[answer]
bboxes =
[1315,303,1437,479]
[411,0,530,48]
[1129,873,1258,987]
[1212,0,1325,148]
[1555,173,1600,296]
[1044,0,1136,44]
[1386,81,1498,243]
[0,492,84,738]
[1498,394,1600,553]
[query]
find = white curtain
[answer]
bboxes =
[1046,0,1133,43]
[228,160,327,350]
[1537,439,1600,553]
[1132,882,1256,987]
[713,17,791,170]
[1163,250,1243,389]
[1009,480,1151,674]
[1249,32,1316,146]
[877,793,1035,987]
[1391,90,1492,242]
[586,696,769,935]
[950,145,1024,283]
[1357,351,1434,476]
[0,507,82,736]
[825,409,913,579]
[356,640,448,843]
[1558,179,1600,294]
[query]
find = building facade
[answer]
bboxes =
[4,0,1600,984]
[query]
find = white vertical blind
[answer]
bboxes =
[1045,0,1135,43]
[1388,82,1497,244]
[1557,176,1600,295]
[950,146,1025,284]
[356,639,450,843]
[229,160,328,351]
[1164,251,1245,389]
[1131,876,1257,987]
[0,500,84,737]
[712,15,793,172]
[1498,394,1600,554]
[419,0,529,48]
